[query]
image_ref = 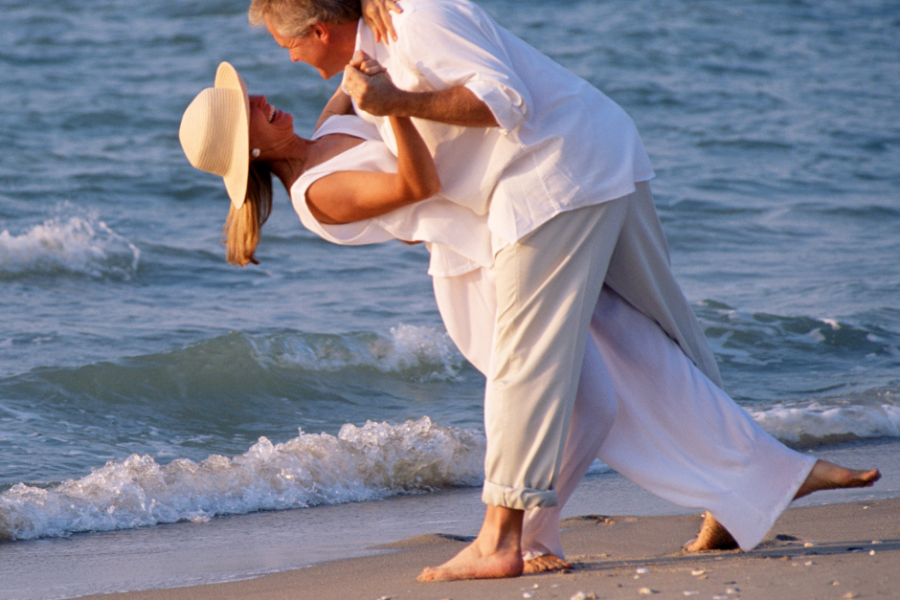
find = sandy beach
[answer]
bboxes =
[72,497,898,600]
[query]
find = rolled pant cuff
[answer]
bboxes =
[481,479,559,510]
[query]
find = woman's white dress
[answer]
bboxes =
[291,116,816,555]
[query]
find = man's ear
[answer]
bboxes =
[309,22,330,43]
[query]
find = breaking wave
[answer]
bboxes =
[0,417,485,541]
[0,215,140,280]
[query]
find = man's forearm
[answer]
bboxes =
[342,55,500,128]
[365,85,499,128]
[397,86,498,127]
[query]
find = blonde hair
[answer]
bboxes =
[248,0,360,38]
[223,163,273,266]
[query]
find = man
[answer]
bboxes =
[248,0,879,580]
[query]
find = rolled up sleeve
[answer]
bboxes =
[394,3,531,133]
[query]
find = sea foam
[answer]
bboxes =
[0,417,484,541]
[750,396,900,446]
[0,215,140,280]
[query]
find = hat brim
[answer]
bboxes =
[215,62,250,210]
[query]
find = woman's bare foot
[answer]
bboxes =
[684,461,880,553]
[417,505,525,582]
[523,553,573,573]
[683,511,739,552]
[794,460,881,499]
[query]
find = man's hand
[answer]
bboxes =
[361,0,403,43]
[342,51,405,117]
[343,51,499,127]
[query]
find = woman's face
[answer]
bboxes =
[248,95,295,160]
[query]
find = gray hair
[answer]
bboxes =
[248,0,361,38]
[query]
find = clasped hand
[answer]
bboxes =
[342,51,403,117]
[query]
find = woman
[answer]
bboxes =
[180,60,880,576]
[180,57,442,268]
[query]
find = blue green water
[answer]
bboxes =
[1,0,899,592]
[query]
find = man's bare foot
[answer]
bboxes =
[417,538,524,582]
[523,553,573,573]
[417,505,525,582]
[684,511,739,552]
[794,460,881,499]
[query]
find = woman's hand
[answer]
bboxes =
[349,50,387,77]
[361,0,403,43]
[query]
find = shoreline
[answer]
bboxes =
[73,497,899,600]
[2,436,897,600]
[1,437,896,600]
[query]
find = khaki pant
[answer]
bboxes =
[481,182,722,509]
[521,286,814,554]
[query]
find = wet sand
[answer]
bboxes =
[75,497,900,600]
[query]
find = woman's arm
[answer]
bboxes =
[314,86,354,132]
[305,53,440,225]
[305,115,440,224]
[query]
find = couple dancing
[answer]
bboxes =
[179,0,879,582]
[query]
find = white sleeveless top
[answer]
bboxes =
[291,115,494,277]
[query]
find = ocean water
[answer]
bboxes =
[1,0,899,596]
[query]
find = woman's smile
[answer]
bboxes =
[250,95,289,126]
[267,105,282,123]
[248,95,295,156]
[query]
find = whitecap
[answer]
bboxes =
[0,417,485,541]
[0,215,140,280]
[751,400,900,445]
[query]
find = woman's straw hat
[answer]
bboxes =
[179,62,250,209]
